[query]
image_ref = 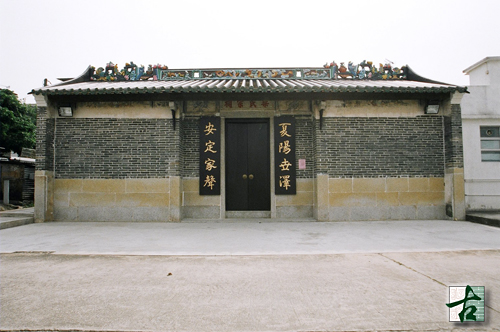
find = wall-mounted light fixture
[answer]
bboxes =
[319,100,326,130]
[425,101,440,114]
[58,104,75,117]
[169,101,177,130]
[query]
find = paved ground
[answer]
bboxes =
[1,219,500,332]
[1,219,500,255]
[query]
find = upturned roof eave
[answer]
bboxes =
[31,64,467,96]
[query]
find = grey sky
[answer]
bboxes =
[1,0,499,103]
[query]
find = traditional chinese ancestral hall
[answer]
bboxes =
[31,61,467,222]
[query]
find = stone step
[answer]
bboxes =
[0,207,34,218]
[0,211,34,218]
[0,216,34,230]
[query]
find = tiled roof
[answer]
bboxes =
[33,79,463,95]
[31,65,467,96]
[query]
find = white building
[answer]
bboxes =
[462,57,500,211]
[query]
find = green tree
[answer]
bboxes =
[0,89,36,155]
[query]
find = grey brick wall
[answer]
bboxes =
[49,114,447,180]
[295,116,315,179]
[180,118,199,178]
[54,118,179,179]
[315,116,444,177]
[35,107,46,171]
[444,104,464,169]
[35,107,54,172]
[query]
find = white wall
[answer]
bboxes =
[462,58,500,210]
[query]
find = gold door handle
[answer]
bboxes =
[249,174,254,180]
[242,174,248,180]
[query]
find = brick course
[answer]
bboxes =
[295,116,315,179]
[444,104,464,169]
[35,107,54,171]
[315,116,444,177]
[180,118,199,178]
[54,118,179,179]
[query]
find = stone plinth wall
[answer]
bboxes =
[181,178,221,219]
[316,175,446,221]
[53,178,180,221]
[275,179,314,218]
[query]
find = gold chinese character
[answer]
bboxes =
[279,140,291,154]
[279,123,292,137]
[204,175,216,189]
[205,158,217,171]
[280,175,291,190]
[204,140,217,153]
[204,122,217,135]
[279,158,292,171]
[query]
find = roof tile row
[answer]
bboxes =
[33,78,462,96]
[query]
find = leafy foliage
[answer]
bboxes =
[0,89,36,155]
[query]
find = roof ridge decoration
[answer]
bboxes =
[90,61,168,81]
[324,60,406,80]
[89,60,407,82]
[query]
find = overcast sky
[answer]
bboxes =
[1,0,499,104]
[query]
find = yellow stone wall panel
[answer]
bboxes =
[276,192,313,206]
[169,176,181,210]
[82,179,126,193]
[408,178,429,192]
[69,193,116,207]
[329,178,353,193]
[182,178,199,192]
[54,193,70,208]
[376,192,400,206]
[315,174,329,221]
[398,192,444,206]
[386,178,409,192]
[125,178,170,193]
[429,178,445,192]
[183,192,220,206]
[453,172,465,198]
[115,193,170,207]
[54,179,83,193]
[353,178,385,193]
[329,193,377,207]
[297,179,314,192]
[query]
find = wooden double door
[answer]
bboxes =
[225,119,270,211]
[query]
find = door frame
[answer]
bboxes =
[221,116,276,218]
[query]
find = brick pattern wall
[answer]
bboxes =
[54,118,179,179]
[315,116,444,177]
[444,104,464,169]
[180,118,199,178]
[295,116,315,179]
[35,107,54,171]
[46,119,55,172]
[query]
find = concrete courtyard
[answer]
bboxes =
[1,219,500,331]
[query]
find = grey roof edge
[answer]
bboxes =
[30,66,93,95]
[32,64,468,95]
[463,56,500,74]
[406,66,467,93]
